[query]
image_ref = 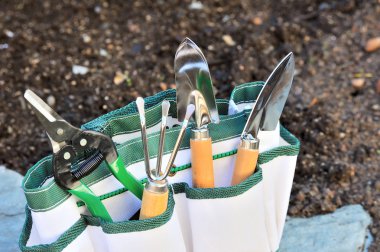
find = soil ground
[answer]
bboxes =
[0,0,379,250]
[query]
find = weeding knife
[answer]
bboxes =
[231,53,295,185]
[175,38,220,188]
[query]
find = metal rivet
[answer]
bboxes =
[80,138,87,146]
[57,128,64,135]
[63,152,71,160]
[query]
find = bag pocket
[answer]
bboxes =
[20,207,96,252]
[178,168,271,252]
[21,156,94,249]
[99,191,186,252]
[20,191,186,252]
[259,126,300,251]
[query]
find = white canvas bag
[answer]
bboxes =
[20,82,300,252]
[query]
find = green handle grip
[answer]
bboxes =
[108,157,144,200]
[69,182,112,222]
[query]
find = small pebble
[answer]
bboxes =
[4,30,14,38]
[82,34,91,43]
[113,71,125,85]
[94,5,101,13]
[372,104,380,111]
[99,48,108,57]
[308,97,319,108]
[222,15,230,22]
[375,181,380,192]
[0,43,9,50]
[364,37,380,52]
[189,1,203,10]
[222,35,236,46]
[72,65,89,75]
[128,23,140,33]
[160,82,168,90]
[47,95,56,107]
[296,191,305,202]
[351,78,365,90]
[252,17,263,25]
[376,79,380,94]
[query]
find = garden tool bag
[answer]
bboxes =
[19,81,300,252]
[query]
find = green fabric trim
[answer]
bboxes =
[172,167,262,199]
[101,191,175,234]
[82,89,229,137]
[259,126,300,164]
[230,81,264,105]
[19,206,86,252]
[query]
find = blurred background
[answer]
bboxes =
[0,0,379,249]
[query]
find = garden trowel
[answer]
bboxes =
[174,38,219,188]
[231,52,295,185]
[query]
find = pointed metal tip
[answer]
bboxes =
[272,52,294,74]
[24,89,37,103]
[24,89,32,99]
[284,52,294,63]
[185,104,195,120]
[136,97,145,112]
[179,37,198,50]
[162,100,170,116]
[23,89,59,122]
[136,97,146,126]
[182,37,193,44]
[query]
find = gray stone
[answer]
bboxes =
[279,204,372,252]
[0,166,26,252]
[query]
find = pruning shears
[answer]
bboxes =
[24,90,144,221]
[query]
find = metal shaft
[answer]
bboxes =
[159,104,195,180]
[156,100,170,177]
[136,97,153,181]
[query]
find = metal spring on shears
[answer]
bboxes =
[72,151,104,179]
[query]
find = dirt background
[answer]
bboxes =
[1,0,379,250]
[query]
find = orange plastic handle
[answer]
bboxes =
[190,137,215,188]
[231,147,259,186]
[139,187,169,220]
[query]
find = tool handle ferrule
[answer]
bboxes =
[191,127,209,140]
[239,136,260,150]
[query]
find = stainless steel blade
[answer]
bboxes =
[242,52,295,138]
[24,89,63,123]
[24,89,75,149]
[261,53,295,131]
[174,38,219,127]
